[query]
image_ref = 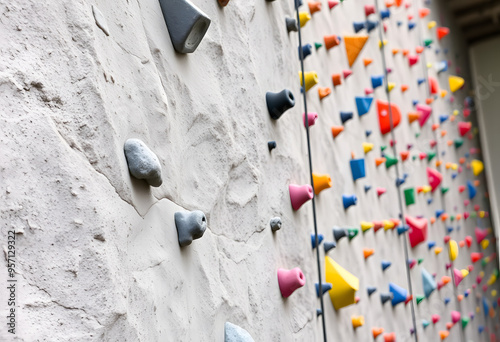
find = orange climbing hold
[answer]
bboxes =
[439,330,449,340]
[408,112,420,123]
[363,58,373,66]
[426,98,434,105]
[318,87,331,100]
[331,126,344,138]
[363,248,375,259]
[400,151,409,161]
[375,157,386,167]
[402,49,409,56]
[332,74,342,87]
[419,8,431,18]
[344,35,369,67]
[432,123,439,130]
[308,1,322,14]
[401,84,409,92]
[372,327,384,339]
[392,48,399,55]
[441,130,447,137]
[324,35,340,50]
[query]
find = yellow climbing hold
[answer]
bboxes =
[440,90,448,98]
[378,39,388,48]
[449,75,465,92]
[352,315,365,328]
[428,21,436,29]
[361,221,374,232]
[387,82,396,92]
[449,240,458,261]
[383,220,395,230]
[481,239,490,249]
[325,256,359,310]
[461,269,469,278]
[435,247,443,255]
[363,142,374,154]
[422,185,432,193]
[479,211,485,218]
[298,12,311,27]
[471,159,484,176]
[453,110,459,116]
[299,71,318,92]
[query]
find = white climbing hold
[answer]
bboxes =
[92,5,110,36]
[225,322,255,342]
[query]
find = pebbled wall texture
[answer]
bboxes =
[0,0,499,341]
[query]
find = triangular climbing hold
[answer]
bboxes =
[331,126,344,138]
[389,282,408,306]
[458,121,472,136]
[422,268,437,298]
[419,8,430,18]
[471,159,484,176]
[363,58,373,67]
[344,35,369,67]
[377,100,401,135]
[449,75,464,92]
[356,96,373,116]
[325,256,359,310]
[429,76,439,94]
[416,104,432,127]
[437,27,450,40]
[427,167,442,192]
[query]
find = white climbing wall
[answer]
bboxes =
[0,0,498,341]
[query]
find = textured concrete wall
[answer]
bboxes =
[0,0,498,341]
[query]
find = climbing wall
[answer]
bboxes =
[0,0,499,341]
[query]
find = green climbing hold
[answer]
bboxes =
[482,258,488,267]
[427,151,436,161]
[415,132,420,138]
[416,295,425,304]
[454,138,464,148]
[404,188,416,206]
[494,269,499,278]
[315,42,323,50]
[381,145,387,151]
[418,258,424,264]
[441,187,449,195]
[347,228,359,241]
[385,155,398,168]
[450,215,455,221]
[471,211,477,218]
[424,39,433,47]
[412,155,417,161]
[461,317,470,329]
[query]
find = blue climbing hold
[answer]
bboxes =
[417,78,425,85]
[353,21,365,33]
[299,44,312,60]
[371,75,384,89]
[422,268,437,298]
[342,194,357,209]
[381,293,393,305]
[364,185,372,192]
[479,326,485,334]
[452,173,457,179]
[408,22,416,30]
[447,226,454,233]
[444,297,451,305]
[483,297,489,316]
[397,21,402,26]
[412,99,419,106]
[367,286,377,296]
[315,282,333,297]
[355,96,373,116]
[380,9,390,19]
[389,282,408,306]
[340,111,354,124]
[439,115,448,123]
[381,260,392,271]
[366,20,378,32]
[427,198,433,204]
[435,209,444,218]
[350,158,366,181]
[467,180,477,199]
[436,60,448,73]
[311,233,324,249]
[427,241,436,249]
[397,226,408,235]
[365,130,372,137]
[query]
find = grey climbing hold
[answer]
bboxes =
[124,139,162,187]
[158,0,211,53]
[174,210,207,247]
[270,217,282,232]
[286,17,298,32]
[225,322,255,342]
[92,5,110,36]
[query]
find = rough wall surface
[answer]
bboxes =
[0,0,498,341]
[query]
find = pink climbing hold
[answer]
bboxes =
[432,314,440,324]
[303,112,318,127]
[475,227,488,243]
[419,152,427,160]
[458,185,466,193]
[465,235,473,247]
[289,184,314,210]
[408,55,419,66]
[416,104,432,127]
[451,310,461,324]
[365,4,375,16]
[408,259,417,269]
[365,88,374,95]
[343,69,353,79]
[464,211,470,220]
[427,167,442,192]
[458,121,472,136]
[430,139,437,148]
[444,235,451,244]
[277,267,306,297]
[464,199,470,206]
[453,269,465,286]
[406,216,428,248]
[377,187,387,197]
[328,0,339,9]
